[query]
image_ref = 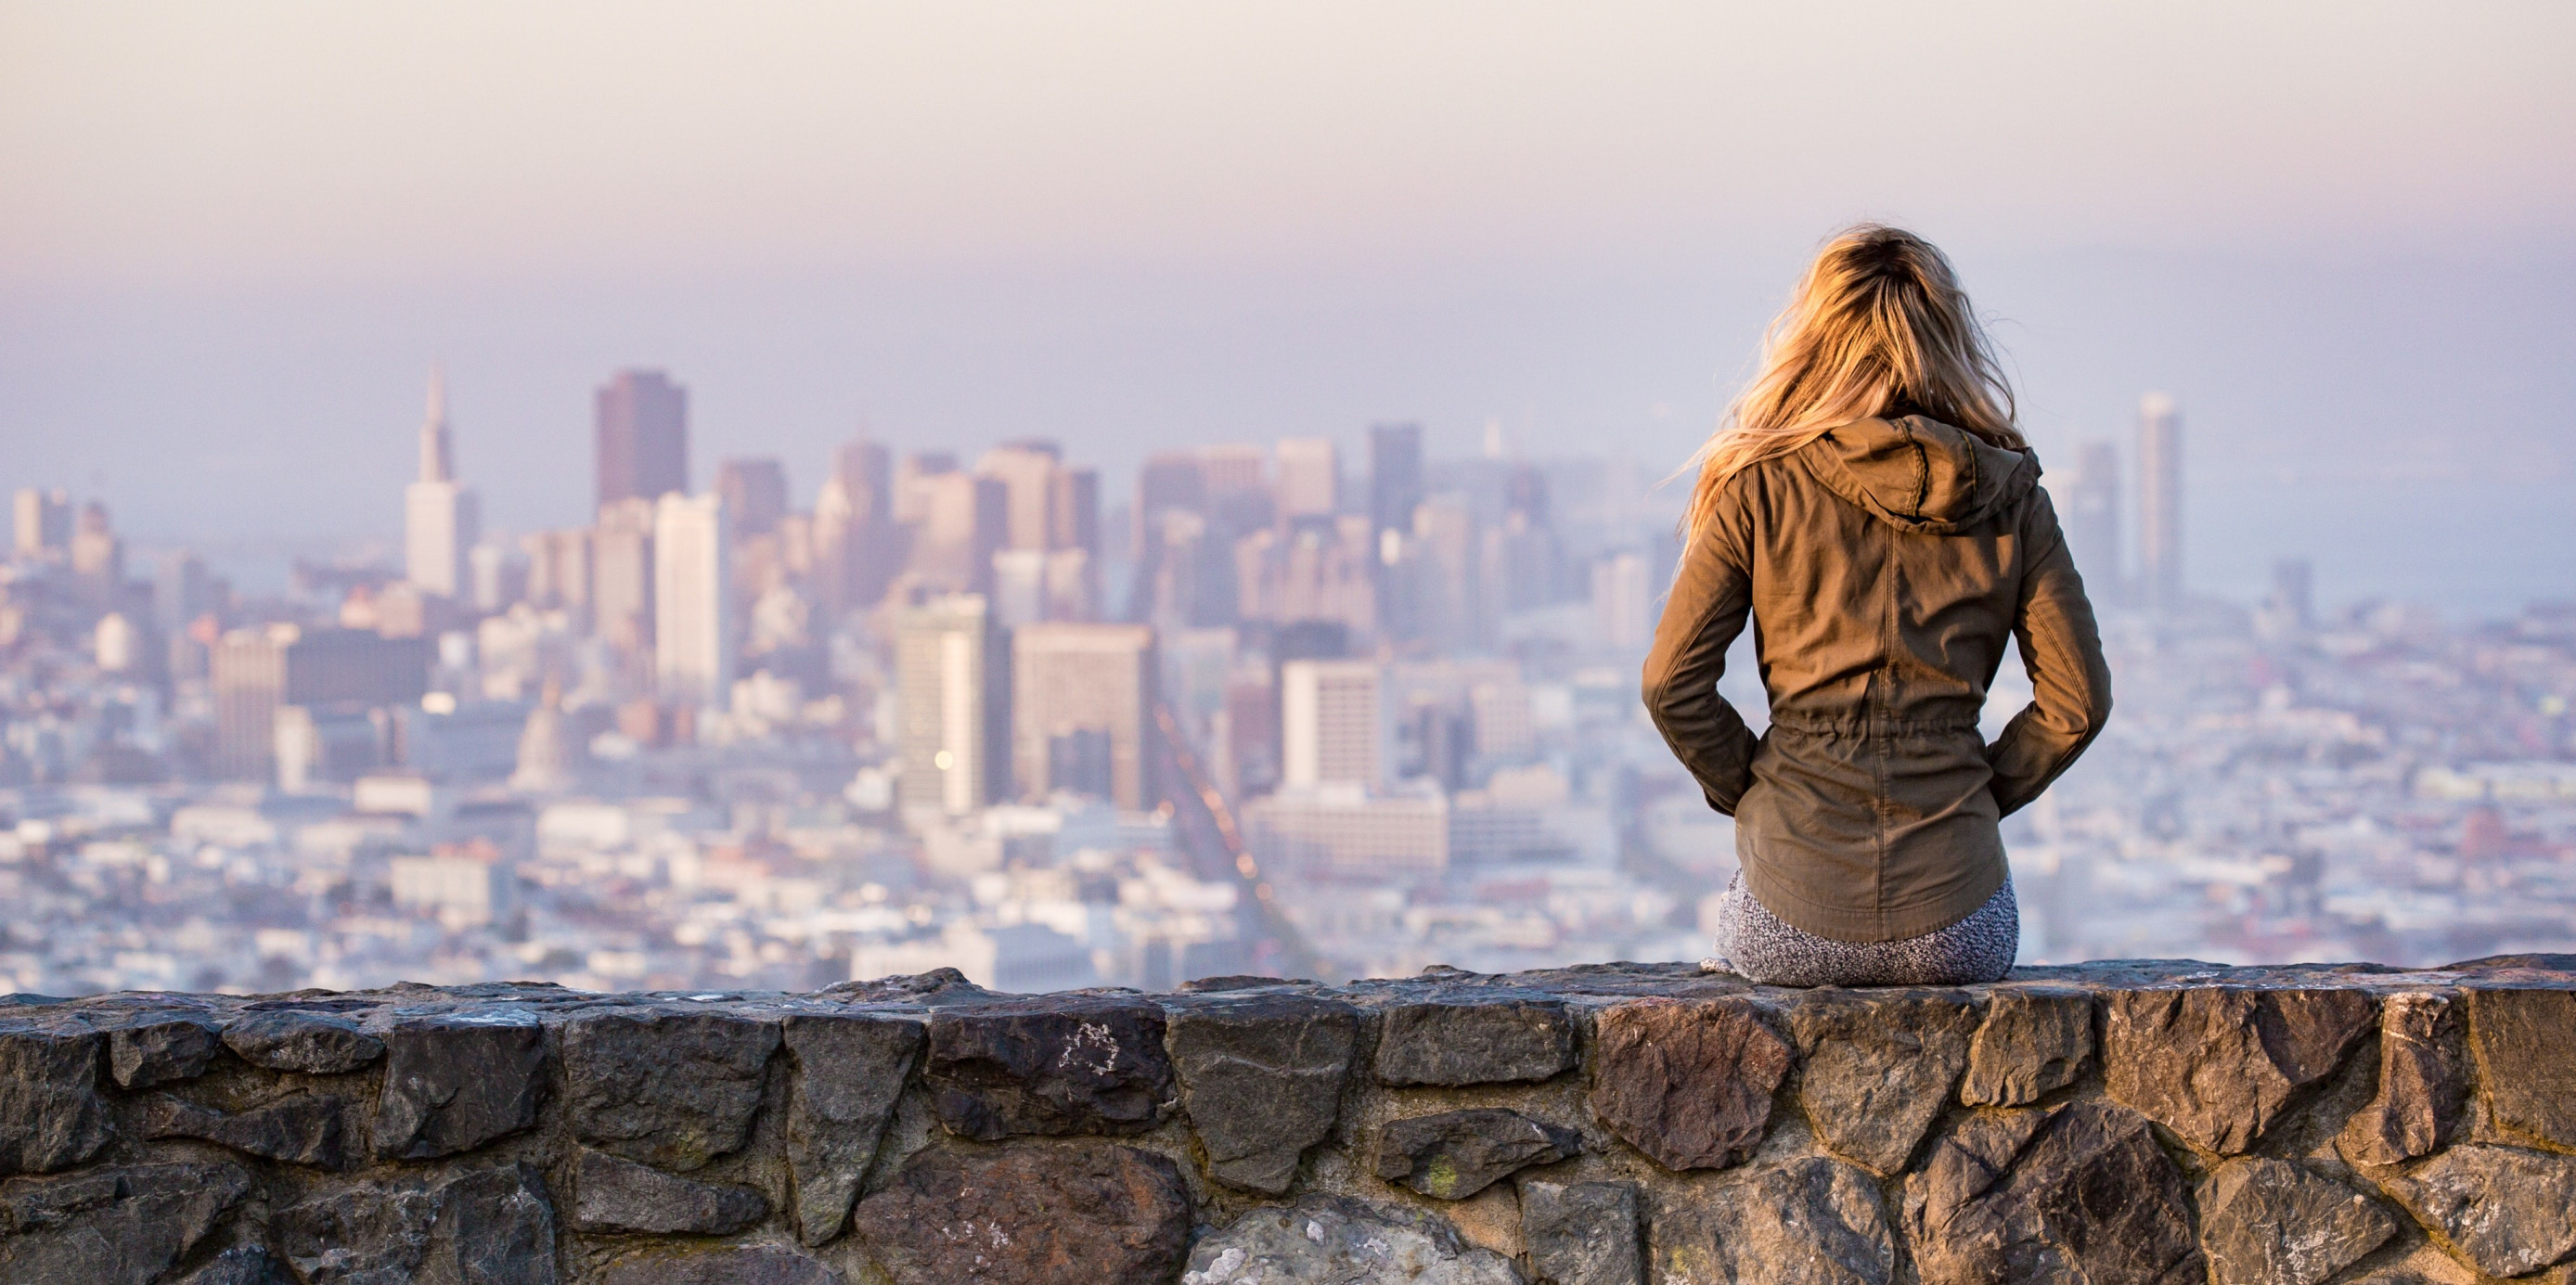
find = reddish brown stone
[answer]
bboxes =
[2102,988,2376,1154]
[1789,990,1977,1176]
[1902,1102,2204,1285]
[924,996,1175,1140]
[2464,986,2576,1152]
[2336,992,2465,1167]
[850,1143,1191,1284]
[1588,997,1790,1172]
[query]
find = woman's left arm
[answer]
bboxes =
[1642,504,1761,815]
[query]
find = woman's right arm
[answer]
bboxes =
[1642,494,1761,815]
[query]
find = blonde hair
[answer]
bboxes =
[1682,225,2024,543]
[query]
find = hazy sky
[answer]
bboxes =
[3,3,2571,610]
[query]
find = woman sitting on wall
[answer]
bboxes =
[1644,224,2113,987]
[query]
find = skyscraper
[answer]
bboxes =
[1275,438,1339,519]
[1369,422,1425,539]
[814,437,899,617]
[714,457,789,537]
[1011,623,1157,809]
[652,492,734,708]
[895,595,1010,820]
[2137,393,2183,612]
[12,488,69,559]
[1281,658,1385,790]
[596,369,689,513]
[404,366,482,600]
[2064,440,2122,598]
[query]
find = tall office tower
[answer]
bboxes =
[1410,496,1488,650]
[69,501,126,611]
[2063,441,2122,598]
[1281,658,1385,790]
[715,458,789,537]
[815,437,900,617]
[1274,438,1340,519]
[12,488,70,559]
[591,499,657,654]
[404,368,483,599]
[152,551,213,632]
[908,472,1009,595]
[1235,516,1378,639]
[2137,393,2183,613]
[521,529,595,616]
[977,440,1064,551]
[1011,623,1157,809]
[895,594,1010,820]
[892,451,959,524]
[595,368,689,513]
[1369,422,1425,538]
[1050,467,1100,559]
[652,492,734,708]
[211,623,431,780]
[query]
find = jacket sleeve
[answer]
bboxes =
[1986,490,2114,816]
[1642,490,1762,816]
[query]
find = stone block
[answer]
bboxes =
[221,1009,385,1075]
[1588,997,1789,1172]
[2379,1144,2576,1279]
[1520,1179,1640,1285]
[2102,987,2376,1154]
[2464,986,2576,1151]
[569,1147,768,1236]
[1166,993,1359,1194]
[173,1245,289,1285]
[1372,1108,1579,1201]
[781,1010,922,1246]
[143,1091,354,1168]
[107,1015,225,1089]
[851,1142,1192,1285]
[562,1009,779,1171]
[1901,1101,2203,1285]
[2337,992,2466,1167]
[275,1160,558,1285]
[924,995,1175,1139]
[371,1011,548,1161]
[2197,1157,2395,1285]
[1959,986,2093,1107]
[0,1162,250,1285]
[1789,990,1977,1175]
[595,1248,844,1284]
[0,1026,110,1176]
[1373,994,1578,1086]
[1179,1194,1523,1284]
[1652,1155,1894,1285]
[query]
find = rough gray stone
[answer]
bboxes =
[1180,1194,1524,1285]
[1166,993,1359,1195]
[2102,987,2376,1154]
[2197,1157,2395,1285]
[781,1010,922,1246]
[1520,1180,1639,1285]
[275,1160,558,1285]
[222,1009,385,1074]
[0,1162,251,1285]
[1372,994,1577,1086]
[1901,1102,2205,1285]
[1789,990,1977,1175]
[143,1091,354,1168]
[1653,1155,1894,1285]
[594,1247,844,1284]
[851,1142,1192,1285]
[0,1026,110,1175]
[108,1015,225,1088]
[174,1245,290,1285]
[370,1011,547,1161]
[562,1009,779,1171]
[2378,1144,2576,1279]
[1961,987,2094,1107]
[2464,986,2576,1151]
[570,1147,768,1236]
[1372,1108,1579,1201]
[1587,997,1790,1171]
[2337,992,2465,1167]
[924,995,1176,1139]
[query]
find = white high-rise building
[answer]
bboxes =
[1281,658,1385,790]
[404,366,482,599]
[652,491,733,707]
[2137,392,2183,613]
[1274,438,1340,519]
[896,595,1010,820]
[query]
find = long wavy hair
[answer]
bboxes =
[1682,225,2025,544]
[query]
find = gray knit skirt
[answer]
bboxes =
[1704,871,2018,987]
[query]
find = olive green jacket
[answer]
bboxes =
[1643,416,2112,943]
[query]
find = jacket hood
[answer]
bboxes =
[1797,415,2040,535]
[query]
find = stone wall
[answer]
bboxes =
[5,957,2575,1284]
